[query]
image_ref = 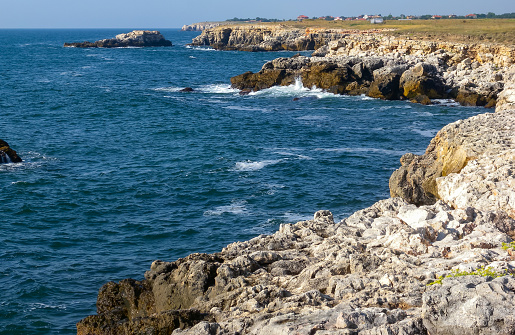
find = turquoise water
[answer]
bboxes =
[0,29,483,334]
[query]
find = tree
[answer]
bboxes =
[486,12,496,18]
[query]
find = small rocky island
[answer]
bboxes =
[64,30,172,48]
[0,139,22,163]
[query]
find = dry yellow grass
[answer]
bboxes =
[240,19,515,45]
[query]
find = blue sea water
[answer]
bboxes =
[0,29,483,334]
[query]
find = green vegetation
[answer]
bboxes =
[427,266,512,286]
[502,242,515,251]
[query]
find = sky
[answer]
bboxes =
[1,0,513,28]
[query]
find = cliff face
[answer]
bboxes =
[190,25,389,51]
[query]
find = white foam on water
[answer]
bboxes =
[204,200,248,216]
[272,151,312,160]
[224,105,269,112]
[234,159,282,172]
[185,45,217,52]
[249,77,339,99]
[432,99,461,107]
[189,56,196,59]
[26,303,67,312]
[153,86,183,93]
[198,84,240,94]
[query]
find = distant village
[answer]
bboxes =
[226,12,515,24]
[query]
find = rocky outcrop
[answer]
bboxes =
[0,139,22,163]
[389,110,515,206]
[190,26,389,51]
[77,195,515,334]
[229,33,515,108]
[64,30,172,48]
[181,22,227,31]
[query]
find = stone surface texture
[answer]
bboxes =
[64,30,172,48]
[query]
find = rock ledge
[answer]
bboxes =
[64,30,172,48]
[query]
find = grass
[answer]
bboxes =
[227,19,515,46]
[427,266,512,285]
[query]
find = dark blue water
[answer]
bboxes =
[0,29,483,334]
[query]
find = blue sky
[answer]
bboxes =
[1,0,513,28]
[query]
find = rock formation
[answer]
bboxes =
[64,30,172,48]
[76,29,515,335]
[0,139,22,163]
[77,106,515,334]
[230,34,515,108]
[190,26,389,51]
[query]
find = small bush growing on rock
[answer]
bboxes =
[502,242,515,251]
[428,266,511,285]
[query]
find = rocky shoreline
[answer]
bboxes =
[77,30,515,335]
[230,34,515,108]
[190,25,391,51]
[64,30,172,48]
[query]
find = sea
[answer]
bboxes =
[0,29,484,334]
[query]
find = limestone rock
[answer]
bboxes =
[77,193,515,334]
[0,139,22,163]
[64,30,172,48]
[437,150,515,219]
[390,111,515,206]
[422,276,515,334]
[399,62,446,99]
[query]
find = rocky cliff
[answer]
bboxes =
[64,30,172,48]
[76,32,515,335]
[190,25,390,51]
[230,34,515,108]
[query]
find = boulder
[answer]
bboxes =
[64,30,172,48]
[368,66,406,100]
[399,63,446,99]
[390,111,515,206]
[0,139,22,163]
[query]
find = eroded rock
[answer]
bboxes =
[64,30,172,48]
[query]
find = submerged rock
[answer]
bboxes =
[64,30,172,48]
[0,139,22,163]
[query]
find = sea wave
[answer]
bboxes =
[234,159,283,171]
[185,45,217,52]
[249,78,339,99]
[204,200,248,216]
[153,84,239,94]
